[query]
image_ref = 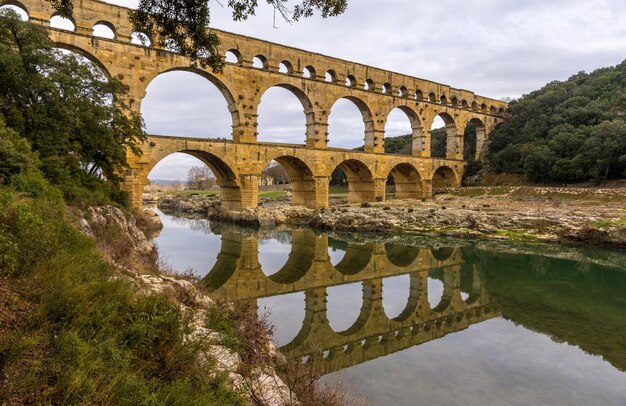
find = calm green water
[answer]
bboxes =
[152,209,626,405]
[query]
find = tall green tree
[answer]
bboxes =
[0,10,145,199]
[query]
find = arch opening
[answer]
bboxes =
[252,55,268,69]
[427,268,446,310]
[430,113,456,159]
[432,166,457,192]
[164,38,180,53]
[384,107,422,155]
[0,3,28,20]
[141,70,233,139]
[257,85,313,145]
[327,96,373,149]
[382,274,413,320]
[92,21,115,39]
[49,14,75,31]
[384,244,420,267]
[278,60,293,74]
[258,292,305,346]
[345,74,356,87]
[364,79,374,91]
[52,44,111,78]
[325,70,337,83]
[146,151,241,210]
[386,163,423,200]
[261,156,316,208]
[382,83,392,94]
[327,282,364,334]
[398,86,408,98]
[225,49,241,64]
[131,31,151,46]
[303,65,316,79]
[415,90,424,100]
[331,159,375,204]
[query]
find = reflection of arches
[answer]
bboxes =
[432,246,454,261]
[326,282,363,333]
[334,243,374,275]
[139,67,239,138]
[257,84,314,145]
[336,280,376,336]
[460,264,482,304]
[387,163,423,199]
[332,159,375,203]
[432,166,457,190]
[147,150,241,210]
[265,156,316,207]
[383,273,419,322]
[201,233,243,292]
[267,230,317,284]
[384,244,420,267]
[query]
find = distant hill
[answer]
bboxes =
[487,60,626,183]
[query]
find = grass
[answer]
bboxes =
[0,174,246,405]
[258,190,288,198]
[591,217,626,230]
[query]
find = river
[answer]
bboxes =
[152,208,626,405]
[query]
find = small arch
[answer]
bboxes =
[490,105,497,114]
[252,55,268,69]
[225,49,241,64]
[92,21,115,39]
[450,96,458,107]
[49,14,75,31]
[398,86,408,98]
[0,2,28,20]
[428,92,437,102]
[461,99,469,109]
[131,31,151,46]
[414,90,424,100]
[498,107,505,114]
[303,65,316,79]
[262,156,316,207]
[432,166,458,191]
[382,83,392,94]
[440,95,448,105]
[164,38,180,53]
[432,247,454,261]
[278,60,293,74]
[331,159,375,204]
[480,103,488,112]
[471,101,479,111]
[387,163,423,200]
[364,79,375,91]
[264,229,317,283]
[345,74,357,87]
[325,70,337,83]
[384,244,420,267]
[334,242,374,275]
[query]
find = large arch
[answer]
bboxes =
[465,117,487,160]
[262,155,317,208]
[432,166,458,191]
[330,159,376,204]
[384,106,423,155]
[0,1,28,20]
[327,96,374,149]
[257,84,314,145]
[52,42,112,78]
[145,150,241,210]
[386,162,424,200]
[430,112,458,159]
[141,68,236,139]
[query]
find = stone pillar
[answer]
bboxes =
[232,100,258,144]
[475,124,488,160]
[373,178,387,202]
[365,128,385,153]
[422,179,433,198]
[121,166,147,209]
[306,108,329,149]
[446,126,464,160]
[238,173,259,209]
[313,176,330,208]
[411,127,428,157]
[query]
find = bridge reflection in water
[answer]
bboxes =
[201,226,500,375]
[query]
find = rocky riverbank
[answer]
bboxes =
[147,186,626,247]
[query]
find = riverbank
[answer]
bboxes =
[149,186,626,247]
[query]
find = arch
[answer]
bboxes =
[334,242,374,275]
[331,159,375,204]
[387,273,421,322]
[440,95,448,105]
[387,163,424,199]
[398,86,408,98]
[461,99,469,109]
[92,21,115,39]
[202,232,243,292]
[490,105,497,114]
[252,54,268,69]
[480,103,487,112]
[257,84,314,145]
[471,101,479,111]
[432,166,458,191]
[265,229,317,283]
[384,106,423,155]
[0,2,28,20]
[335,279,379,336]
[498,107,505,114]
[130,31,151,46]
[258,291,306,346]
[52,42,112,78]
[464,117,486,161]
[431,246,454,261]
[431,112,458,159]
[141,68,237,139]
[164,38,180,53]
[364,79,375,91]
[450,96,458,107]
[428,92,437,102]
[225,49,241,64]
[382,82,392,94]
[384,244,420,267]
[382,274,412,320]
[327,96,374,149]
[146,150,241,210]
[278,60,293,74]
[262,155,317,207]
[324,69,337,83]
[49,14,75,31]
[345,74,356,87]
[414,89,424,100]
[303,65,316,79]
[327,282,364,334]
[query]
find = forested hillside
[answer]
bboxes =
[487,60,626,183]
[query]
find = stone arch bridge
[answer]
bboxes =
[202,228,500,374]
[8,0,508,209]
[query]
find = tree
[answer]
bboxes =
[262,162,289,184]
[186,165,216,189]
[0,11,145,199]
[50,0,348,70]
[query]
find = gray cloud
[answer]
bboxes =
[98,0,626,180]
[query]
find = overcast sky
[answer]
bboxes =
[17,0,626,180]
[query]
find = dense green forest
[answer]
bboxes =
[488,60,626,183]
